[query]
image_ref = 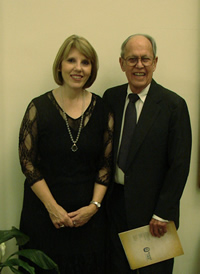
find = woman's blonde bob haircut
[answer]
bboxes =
[53,35,99,89]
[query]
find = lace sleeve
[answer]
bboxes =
[19,101,43,186]
[96,112,114,186]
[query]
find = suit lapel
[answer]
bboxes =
[125,80,162,171]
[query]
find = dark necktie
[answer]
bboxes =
[118,93,139,172]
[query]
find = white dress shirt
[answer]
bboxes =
[115,84,149,185]
[114,83,168,223]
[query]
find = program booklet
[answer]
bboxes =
[118,221,184,270]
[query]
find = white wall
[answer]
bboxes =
[1,0,200,273]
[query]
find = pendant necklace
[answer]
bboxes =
[62,90,85,152]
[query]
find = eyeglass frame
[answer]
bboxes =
[122,56,156,67]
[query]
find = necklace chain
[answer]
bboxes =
[62,91,85,152]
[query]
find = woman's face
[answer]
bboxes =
[60,48,92,90]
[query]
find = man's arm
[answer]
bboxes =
[150,98,191,236]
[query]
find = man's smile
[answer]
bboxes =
[133,72,145,76]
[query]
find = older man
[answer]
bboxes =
[103,34,191,274]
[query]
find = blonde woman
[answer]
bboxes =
[19,35,113,273]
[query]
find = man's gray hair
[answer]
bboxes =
[120,34,157,58]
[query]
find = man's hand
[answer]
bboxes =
[149,218,167,237]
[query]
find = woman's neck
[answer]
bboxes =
[53,86,91,119]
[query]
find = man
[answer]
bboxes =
[103,34,192,274]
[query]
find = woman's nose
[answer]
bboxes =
[74,61,82,70]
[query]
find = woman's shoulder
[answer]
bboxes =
[32,91,52,103]
[90,92,103,104]
[90,92,111,116]
[30,91,53,108]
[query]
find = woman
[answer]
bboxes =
[19,34,113,273]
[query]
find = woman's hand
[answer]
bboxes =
[48,203,74,229]
[31,180,74,229]
[68,204,98,227]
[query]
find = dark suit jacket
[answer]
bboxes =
[103,79,192,229]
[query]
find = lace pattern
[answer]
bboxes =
[19,92,113,186]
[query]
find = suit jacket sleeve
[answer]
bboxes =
[154,96,192,222]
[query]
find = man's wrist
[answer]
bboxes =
[152,214,169,222]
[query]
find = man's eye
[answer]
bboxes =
[142,58,150,63]
[128,58,137,63]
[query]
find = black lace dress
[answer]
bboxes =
[19,91,113,274]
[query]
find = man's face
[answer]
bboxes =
[120,36,158,94]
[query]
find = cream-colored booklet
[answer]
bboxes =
[118,221,183,270]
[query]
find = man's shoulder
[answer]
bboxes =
[104,83,128,97]
[151,80,186,104]
[105,83,128,92]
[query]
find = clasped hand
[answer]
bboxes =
[49,204,98,229]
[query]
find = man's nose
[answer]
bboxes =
[135,58,144,68]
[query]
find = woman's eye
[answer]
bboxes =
[82,60,90,65]
[67,58,75,63]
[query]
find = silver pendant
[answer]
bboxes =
[71,144,78,152]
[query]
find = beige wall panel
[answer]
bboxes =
[1,0,199,273]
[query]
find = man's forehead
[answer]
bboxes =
[125,36,153,55]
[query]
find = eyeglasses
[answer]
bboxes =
[123,56,154,67]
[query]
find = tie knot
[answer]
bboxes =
[128,93,139,103]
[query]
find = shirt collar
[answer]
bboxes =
[127,83,150,103]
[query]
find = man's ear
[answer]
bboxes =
[119,57,126,72]
[153,56,158,72]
